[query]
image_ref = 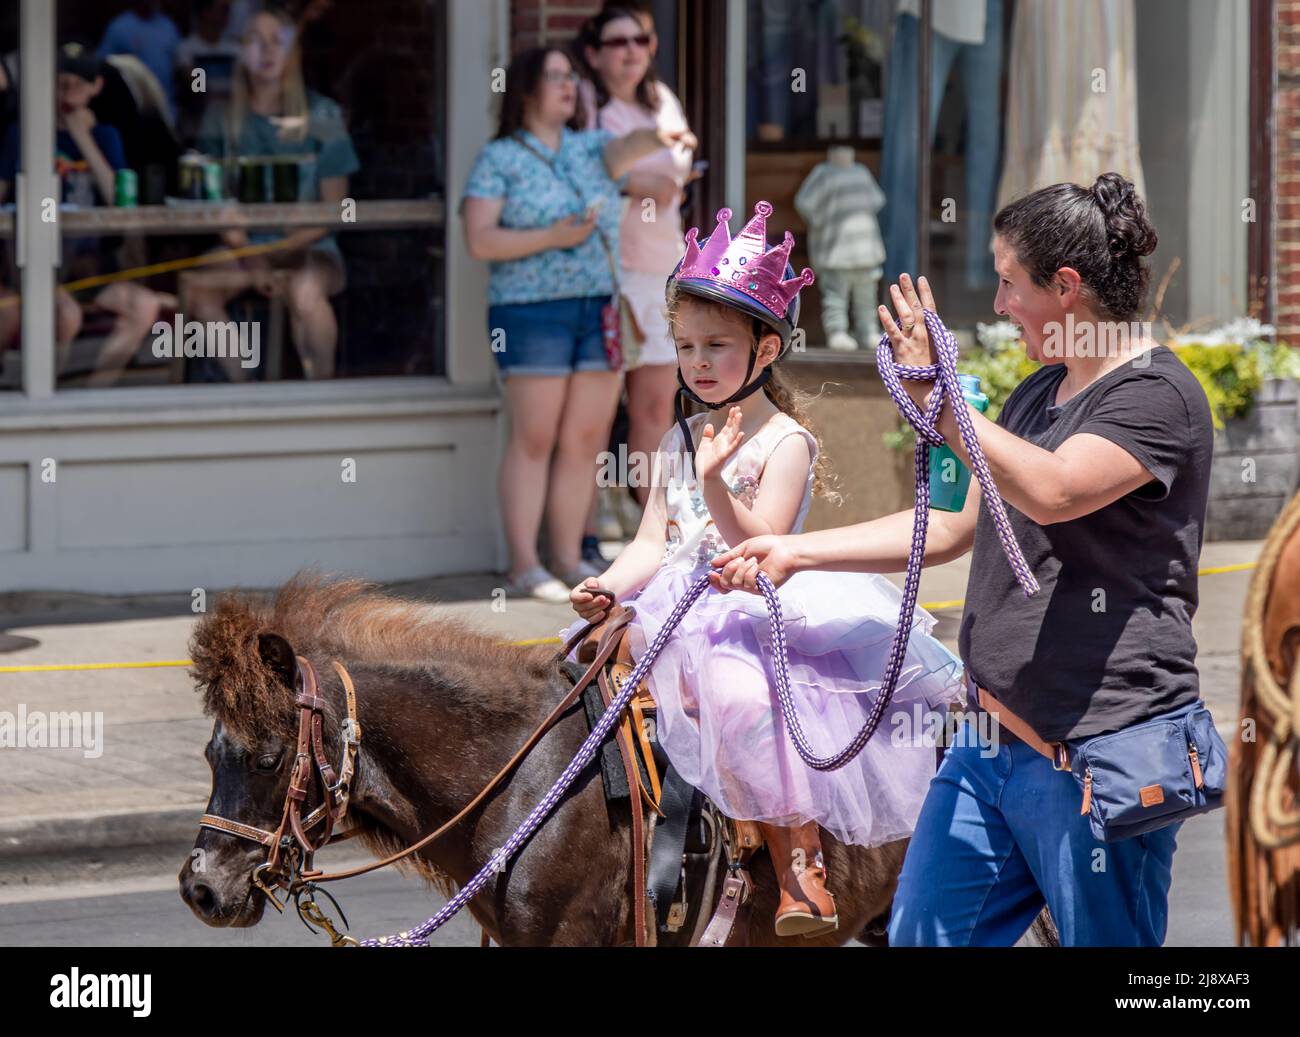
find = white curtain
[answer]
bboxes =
[996,0,1146,209]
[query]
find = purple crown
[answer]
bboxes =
[675,201,815,321]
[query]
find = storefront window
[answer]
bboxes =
[39,0,445,389]
[746,0,1249,347]
[745,0,893,352]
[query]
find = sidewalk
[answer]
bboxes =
[0,538,1263,877]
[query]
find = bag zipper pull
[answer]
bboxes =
[1080,767,1092,815]
[1189,744,1204,789]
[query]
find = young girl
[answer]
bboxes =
[563,201,964,938]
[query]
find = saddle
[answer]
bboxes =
[566,602,766,947]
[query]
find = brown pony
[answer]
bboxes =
[178,572,1052,946]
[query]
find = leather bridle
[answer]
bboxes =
[197,655,362,942]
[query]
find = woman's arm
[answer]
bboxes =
[707,479,982,595]
[62,114,117,206]
[462,195,594,262]
[883,274,1156,526]
[921,398,1152,525]
[623,168,682,210]
[602,127,696,182]
[800,478,980,572]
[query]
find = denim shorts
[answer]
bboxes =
[487,295,614,378]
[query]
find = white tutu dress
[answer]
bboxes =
[561,411,964,847]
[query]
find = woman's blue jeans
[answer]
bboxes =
[879,1,1004,289]
[888,717,1182,946]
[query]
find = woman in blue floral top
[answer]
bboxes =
[462,45,694,602]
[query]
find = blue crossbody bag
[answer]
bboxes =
[1066,699,1227,843]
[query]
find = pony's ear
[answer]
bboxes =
[257,633,299,689]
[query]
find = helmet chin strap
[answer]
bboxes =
[673,343,773,482]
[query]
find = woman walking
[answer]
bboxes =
[577,5,696,507]
[709,173,1215,946]
[462,45,691,601]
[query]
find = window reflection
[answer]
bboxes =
[745,1,1167,342]
[42,0,445,388]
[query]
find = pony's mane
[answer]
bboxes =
[189,570,559,746]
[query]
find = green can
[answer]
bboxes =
[203,160,224,201]
[115,168,138,207]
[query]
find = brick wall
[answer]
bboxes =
[1280,0,1300,341]
[512,0,606,52]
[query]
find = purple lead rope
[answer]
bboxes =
[875,307,1039,601]
[361,307,1037,945]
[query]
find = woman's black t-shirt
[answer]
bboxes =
[958,345,1214,742]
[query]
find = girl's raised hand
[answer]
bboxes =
[693,406,745,483]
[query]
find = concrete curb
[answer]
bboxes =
[0,804,205,859]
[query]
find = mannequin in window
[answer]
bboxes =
[794,144,885,351]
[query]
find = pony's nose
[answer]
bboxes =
[179,870,218,919]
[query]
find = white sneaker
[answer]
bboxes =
[504,566,571,603]
[828,331,859,351]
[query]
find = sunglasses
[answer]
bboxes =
[597,33,652,50]
[542,70,580,85]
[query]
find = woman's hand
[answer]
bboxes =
[548,211,598,250]
[570,577,613,623]
[879,273,940,406]
[708,534,801,595]
[657,127,698,153]
[693,406,744,483]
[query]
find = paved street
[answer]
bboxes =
[0,808,1231,947]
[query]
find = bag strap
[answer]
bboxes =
[512,131,621,293]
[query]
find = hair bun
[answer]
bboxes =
[1090,172,1158,259]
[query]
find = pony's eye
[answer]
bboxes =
[255,751,282,772]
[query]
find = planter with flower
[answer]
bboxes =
[1169,319,1300,540]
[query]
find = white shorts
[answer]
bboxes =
[621,268,678,369]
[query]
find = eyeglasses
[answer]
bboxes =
[597,33,652,50]
[543,71,580,85]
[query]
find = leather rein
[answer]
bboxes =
[195,602,632,941]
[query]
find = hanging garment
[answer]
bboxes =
[995,0,1146,210]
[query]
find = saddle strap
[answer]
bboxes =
[611,629,663,809]
[600,665,664,817]
[646,766,701,931]
[696,871,752,948]
[598,662,651,946]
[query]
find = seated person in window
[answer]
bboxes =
[0,44,161,388]
[188,6,360,381]
[173,0,241,144]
